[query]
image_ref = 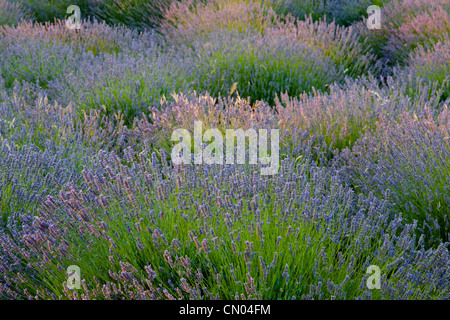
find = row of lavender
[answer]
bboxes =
[0,0,449,299]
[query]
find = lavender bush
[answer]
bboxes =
[339,109,450,246]
[0,80,130,153]
[180,27,340,104]
[158,0,277,45]
[56,48,188,123]
[275,76,444,159]
[0,26,184,123]
[0,76,133,227]
[398,35,450,102]
[271,16,377,80]
[0,18,160,56]
[0,37,81,91]
[1,150,449,299]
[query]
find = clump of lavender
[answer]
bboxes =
[0,18,160,56]
[57,48,188,123]
[1,148,449,300]
[276,74,446,161]
[0,37,80,90]
[0,82,134,228]
[158,0,278,45]
[384,4,450,64]
[272,15,377,79]
[0,77,130,154]
[0,143,82,226]
[398,35,450,102]
[275,77,405,157]
[0,32,186,124]
[339,108,450,246]
[180,26,340,104]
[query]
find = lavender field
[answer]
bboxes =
[0,0,449,300]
